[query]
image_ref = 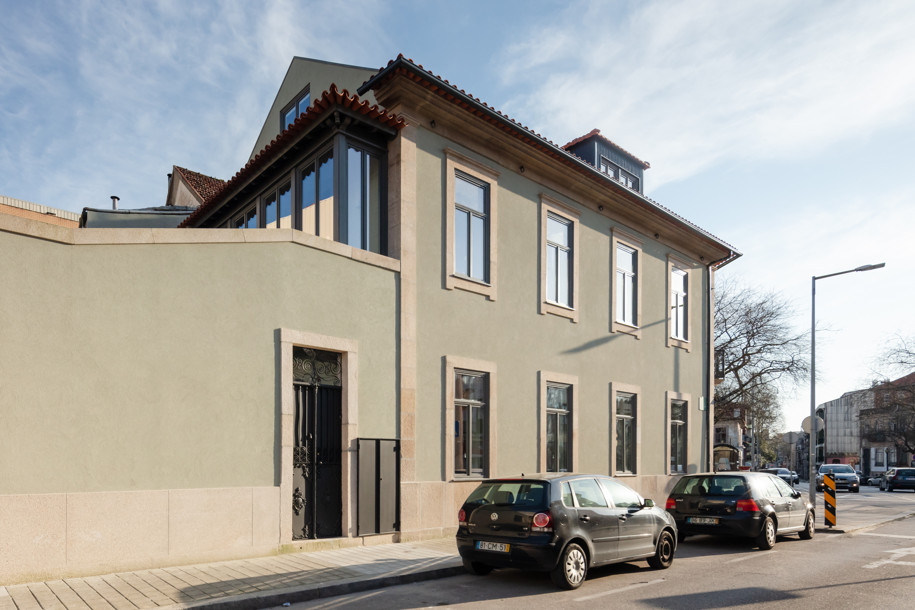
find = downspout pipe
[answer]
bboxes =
[706,251,735,472]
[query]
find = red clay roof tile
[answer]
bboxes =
[180,85,404,228]
[562,129,650,169]
[173,166,225,202]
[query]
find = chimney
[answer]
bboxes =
[111,195,119,210]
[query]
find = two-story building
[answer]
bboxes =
[0,56,738,583]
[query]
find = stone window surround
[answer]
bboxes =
[610,382,642,477]
[539,370,579,472]
[445,355,498,481]
[667,253,693,352]
[666,390,692,476]
[611,228,643,339]
[444,148,499,301]
[539,195,580,323]
[279,328,359,543]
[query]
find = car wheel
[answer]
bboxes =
[888,486,894,492]
[853,488,860,493]
[756,517,776,550]
[677,530,688,544]
[799,512,815,540]
[648,530,675,569]
[551,542,588,590]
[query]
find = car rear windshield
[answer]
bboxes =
[671,475,749,497]
[896,469,915,476]
[464,481,549,508]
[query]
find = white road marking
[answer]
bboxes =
[860,533,915,540]
[574,578,665,602]
[724,551,778,564]
[863,547,915,569]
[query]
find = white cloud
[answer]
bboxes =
[497,0,915,190]
[0,0,391,212]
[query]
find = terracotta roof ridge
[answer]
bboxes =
[562,128,650,169]
[179,85,404,228]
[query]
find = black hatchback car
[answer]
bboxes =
[456,474,677,589]
[665,472,815,549]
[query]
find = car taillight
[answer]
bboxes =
[532,511,552,532]
[736,499,760,512]
[458,508,466,525]
[665,497,676,510]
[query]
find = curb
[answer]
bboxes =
[179,565,466,610]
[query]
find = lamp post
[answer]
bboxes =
[809,263,885,507]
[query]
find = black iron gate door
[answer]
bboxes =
[293,384,342,540]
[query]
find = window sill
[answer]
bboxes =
[614,472,637,477]
[451,475,487,482]
[668,336,690,352]
[541,300,578,323]
[447,273,496,300]
[612,320,641,339]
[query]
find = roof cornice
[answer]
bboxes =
[359,55,739,265]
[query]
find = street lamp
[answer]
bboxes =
[809,263,885,507]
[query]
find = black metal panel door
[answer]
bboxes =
[293,384,342,540]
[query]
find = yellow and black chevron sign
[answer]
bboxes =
[824,473,837,527]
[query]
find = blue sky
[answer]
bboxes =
[2,0,913,430]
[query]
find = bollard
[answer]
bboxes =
[824,473,836,527]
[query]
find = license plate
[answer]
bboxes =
[476,540,509,552]
[687,517,719,525]
[904,477,914,481]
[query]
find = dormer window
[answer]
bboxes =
[282,86,311,130]
[599,157,639,191]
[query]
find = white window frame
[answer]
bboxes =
[666,391,691,475]
[611,228,643,338]
[610,382,641,476]
[667,255,692,351]
[445,149,499,300]
[539,195,580,322]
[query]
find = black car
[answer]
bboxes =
[456,474,677,589]
[816,464,860,492]
[880,467,915,492]
[665,472,815,549]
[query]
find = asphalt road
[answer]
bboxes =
[287,485,915,609]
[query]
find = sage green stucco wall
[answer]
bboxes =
[249,58,377,160]
[0,230,398,494]
[410,127,710,485]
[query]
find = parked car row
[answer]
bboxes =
[455,470,814,590]
[878,467,915,492]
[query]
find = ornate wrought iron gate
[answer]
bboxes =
[292,347,342,540]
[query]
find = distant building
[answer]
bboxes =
[713,407,748,470]
[816,371,915,477]
[0,194,78,227]
[859,372,915,476]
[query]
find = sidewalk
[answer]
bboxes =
[3,489,913,610]
[0,538,462,610]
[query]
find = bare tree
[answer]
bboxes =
[861,374,915,458]
[881,334,915,372]
[714,279,809,439]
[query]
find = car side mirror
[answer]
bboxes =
[792,491,801,499]
[643,498,655,508]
